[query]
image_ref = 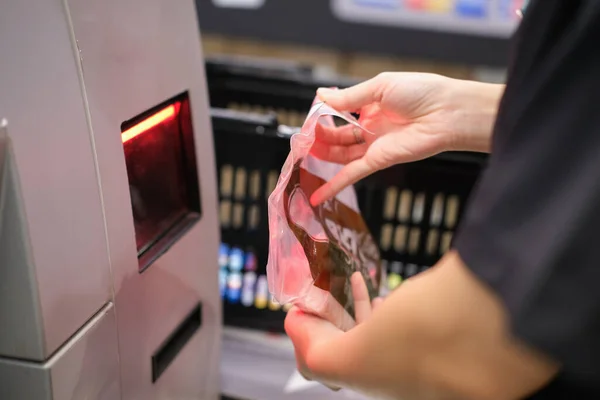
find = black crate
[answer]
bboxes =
[212,109,292,331]
[355,152,485,285]
[206,56,359,126]
[208,58,487,332]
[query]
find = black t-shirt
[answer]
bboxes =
[454,0,600,398]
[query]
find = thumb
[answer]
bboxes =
[317,74,388,112]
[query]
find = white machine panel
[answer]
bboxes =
[66,0,222,398]
[1,0,220,397]
[0,0,112,360]
[0,304,120,400]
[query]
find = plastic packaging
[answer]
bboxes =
[266,97,382,331]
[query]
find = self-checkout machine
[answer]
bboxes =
[0,0,221,399]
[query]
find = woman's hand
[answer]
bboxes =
[285,272,383,391]
[310,73,504,205]
[284,253,559,400]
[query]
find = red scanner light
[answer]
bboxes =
[121,104,176,143]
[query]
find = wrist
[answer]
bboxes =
[446,80,505,153]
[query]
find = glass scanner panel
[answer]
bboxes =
[121,92,201,271]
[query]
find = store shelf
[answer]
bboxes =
[196,0,514,67]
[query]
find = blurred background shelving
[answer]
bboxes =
[196,0,524,71]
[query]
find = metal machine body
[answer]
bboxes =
[0,0,221,399]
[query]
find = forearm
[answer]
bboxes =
[446,80,505,154]
[313,252,558,400]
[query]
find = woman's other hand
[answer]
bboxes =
[310,73,504,205]
[285,272,384,391]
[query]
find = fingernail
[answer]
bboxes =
[300,371,313,381]
[372,297,384,309]
[309,193,321,207]
[317,88,334,99]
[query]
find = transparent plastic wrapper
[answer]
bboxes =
[266,97,382,331]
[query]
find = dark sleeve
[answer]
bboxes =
[453,3,600,385]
